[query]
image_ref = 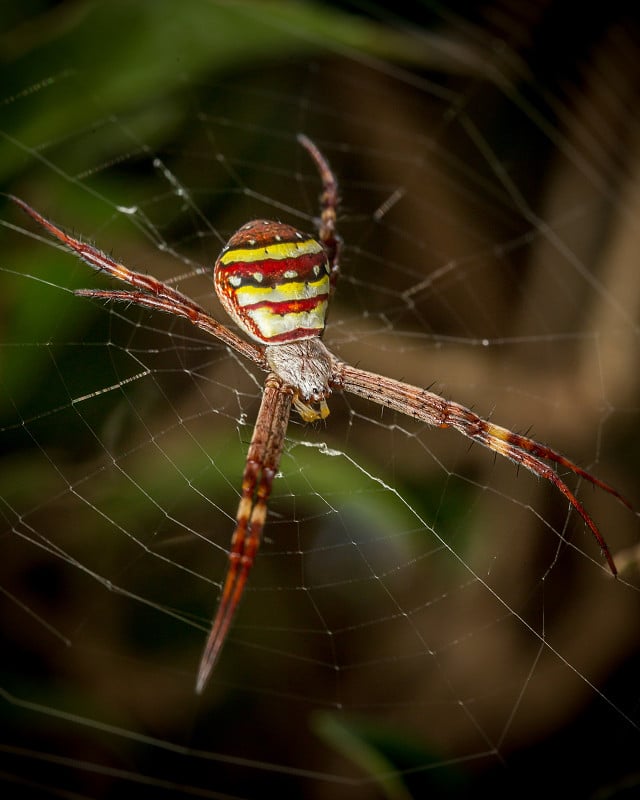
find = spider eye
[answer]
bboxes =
[213,220,330,345]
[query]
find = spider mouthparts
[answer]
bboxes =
[293,395,330,422]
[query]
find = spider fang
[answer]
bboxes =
[293,394,330,422]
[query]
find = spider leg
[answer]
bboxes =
[195,374,292,693]
[338,363,628,575]
[10,195,264,366]
[297,134,341,291]
[75,288,264,365]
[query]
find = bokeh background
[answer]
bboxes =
[2,2,640,798]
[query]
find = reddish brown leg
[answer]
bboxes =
[297,134,341,291]
[338,363,628,575]
[10,195,263,365]
[195,374,292,693]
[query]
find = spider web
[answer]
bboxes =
[1,2,640,797]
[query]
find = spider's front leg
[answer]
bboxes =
[195,373,292,694]
[337,362,629,576]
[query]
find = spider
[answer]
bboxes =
[10,135,630,694]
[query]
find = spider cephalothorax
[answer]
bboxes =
[11,134,630,695]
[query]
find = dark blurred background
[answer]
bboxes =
[1,2,640,798]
